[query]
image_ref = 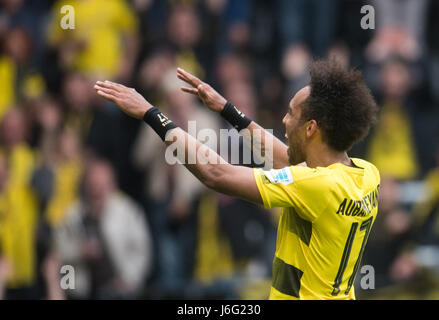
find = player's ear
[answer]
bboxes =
[305,119,318,138]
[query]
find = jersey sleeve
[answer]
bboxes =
[253,166,331,222]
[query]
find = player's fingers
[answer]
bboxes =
[95,81,116,91]
[177,73,192,85]
[181,87,199,95]
[105,80,127,90]
[96,80,122,92]
[177,72,197,86]
[104,79,123,86]
[94,82,117,94]
[177,68,202,87]
[94,84,118,97]
[96,89,117,102]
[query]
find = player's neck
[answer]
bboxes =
[305,144,351,168]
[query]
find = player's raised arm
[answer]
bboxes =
[94,80,263,205]
[177,68,290,169]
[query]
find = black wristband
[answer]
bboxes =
[220,101,252,131]
[143,107,178,141]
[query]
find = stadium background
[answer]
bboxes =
[0,0,438,300]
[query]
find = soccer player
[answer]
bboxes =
[94,60,380,300]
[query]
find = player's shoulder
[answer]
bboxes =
[351,158,381,181]
[289,165,335,188]
[290,158,381,188]
[253,165,325,186]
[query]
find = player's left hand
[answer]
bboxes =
[177,68,227,113]
[94,80,153,119]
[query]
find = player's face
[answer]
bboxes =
[282,87,310,165]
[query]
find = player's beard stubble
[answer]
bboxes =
[287,128,306,166]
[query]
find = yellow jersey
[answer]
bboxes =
[0,144,38,288]
[253,158,380,300]
[49,0,138,78]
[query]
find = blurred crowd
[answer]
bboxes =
[0,0,438,300]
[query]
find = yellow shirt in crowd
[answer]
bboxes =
[45,158,82,227]
[0,56,16,120]
[0,145,38,288]
[367,101,418,180]
[48,0,138,78]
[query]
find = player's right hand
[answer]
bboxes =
[94,80,153,119]
[177,68,227,113]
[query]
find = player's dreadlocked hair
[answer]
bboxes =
[300,59,378,152]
